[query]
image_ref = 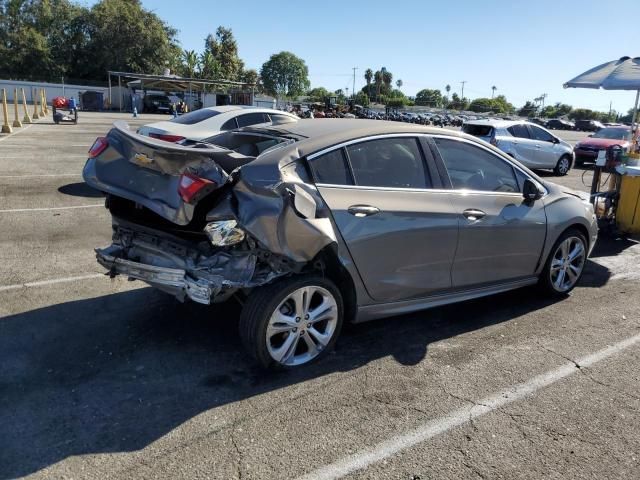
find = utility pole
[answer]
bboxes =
[352,67,358,100]
[460,81,467,101]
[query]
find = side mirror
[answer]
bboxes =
[551,137,560,143]
[523,178,543,201]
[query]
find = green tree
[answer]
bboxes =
[373,70,383,101]
[182,49,198,77]
[415,89,442,107]
[468,97,496,113]
[199,50,220,79]
[260,51,310,99]
[307,87,331,102]
[364,68,373,99]
[241,68,259,85]
[518,101,539,117]
[381,67,392,93]
[205,26,244,81]
[354,90,370,107]
[396,79,402,90]
[82,0,181,80]
[491,85,497,99]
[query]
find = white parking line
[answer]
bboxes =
[0,173,82,178]
[0,123,35,142]
[0,204,103,213]
[0,273,105,292]
[296,332,640,480]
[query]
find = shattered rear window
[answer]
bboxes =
[203,132,291,156]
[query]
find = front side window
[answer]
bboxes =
[345,137,430,189]
[528,125,555,142]
[434,138,519,193]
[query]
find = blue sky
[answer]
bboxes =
[135,0,636,112]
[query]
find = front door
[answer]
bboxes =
[431,136,547,288]
[309,136,459,302]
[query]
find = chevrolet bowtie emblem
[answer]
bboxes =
[134,153,153,165]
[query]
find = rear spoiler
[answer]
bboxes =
[112,120,229,154]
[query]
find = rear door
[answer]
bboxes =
[505,123,540,167]
[310,135,459,303]
[431,136,547,288]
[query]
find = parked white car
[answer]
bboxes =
[462,120,575,175]
[137,106,299,142]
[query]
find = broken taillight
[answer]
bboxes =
[149,133,186,143]
[178,172,215,203]
[88,137,108,158]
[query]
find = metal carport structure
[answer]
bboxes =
[107,71,255,111]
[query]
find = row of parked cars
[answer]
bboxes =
[462,119,633,174]
[531,118,626,132]
[81,105,599,369]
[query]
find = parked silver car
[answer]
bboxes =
[84,120,597,369]
[462,120,575,175]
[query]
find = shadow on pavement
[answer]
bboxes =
[58,182,104,198]
[0,278,574,478]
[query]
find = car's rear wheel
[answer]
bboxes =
[539,229,587,295]
[554,155,572,176]
[239,275,343,369]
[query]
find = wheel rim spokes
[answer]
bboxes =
[266,286,338,366]
[550,237,586,292]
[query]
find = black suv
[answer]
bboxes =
[574,119,604,132]
[143,94,172,114]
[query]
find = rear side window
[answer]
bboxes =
[507,124,530,139]
[434,138,519,193]
[221,118,238,130]
[462,124,494,137]
[310,149,354,185]
[346,137,430,189]
[171,109,220,125]
[236,112,269,128]
[269,113,297,125]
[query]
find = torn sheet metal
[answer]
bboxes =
[219,157,337,264]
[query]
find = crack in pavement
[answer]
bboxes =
[534,340,640,402]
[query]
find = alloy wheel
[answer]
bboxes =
[265,286,339,366]
[549,236,586,292]
[557,157,570,175]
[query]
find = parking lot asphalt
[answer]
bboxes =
[1,113,639,480]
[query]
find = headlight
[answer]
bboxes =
[204,220,245,247]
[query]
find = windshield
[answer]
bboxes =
[592,128,631,140]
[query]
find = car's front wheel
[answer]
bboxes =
[539,229,587,295]
[239,275,344,369]
[554,155,572,176]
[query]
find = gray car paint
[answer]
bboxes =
[85,119,597,319]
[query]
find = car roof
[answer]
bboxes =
[463,119,524,128]
[200,105,292,115]
[250,119,467,162]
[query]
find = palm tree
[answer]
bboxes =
[374,70,383,102]
[381,68,392,94]
[396,79,403,90]
[445,84,451,95]
[182,50,198,78]
[491,85,497,99]
[364,68,373,100]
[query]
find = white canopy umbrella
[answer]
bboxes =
[564,56,640,130]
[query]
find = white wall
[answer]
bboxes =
[0,79,107,104]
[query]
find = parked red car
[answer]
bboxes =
[573,126,632,166]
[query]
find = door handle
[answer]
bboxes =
[348,205,380,217]
[462,209,486,221]
[535,144,541,148]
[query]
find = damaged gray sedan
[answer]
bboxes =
[84,119,598,368]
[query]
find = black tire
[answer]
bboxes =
[239,275,344,369]
[538,228,587,296]
[553,155,572,176]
